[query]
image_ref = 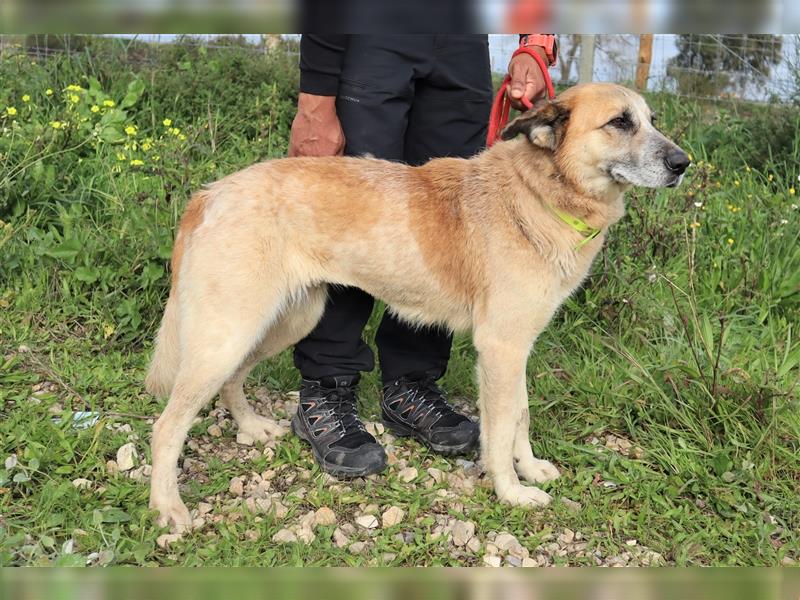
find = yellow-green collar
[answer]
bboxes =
[547,204,601,250]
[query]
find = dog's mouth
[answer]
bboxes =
[666,173,685,188]
[607,167,630,185]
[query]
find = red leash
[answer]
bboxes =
[486,46,556,147]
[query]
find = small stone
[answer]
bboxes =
[271,529,297,544]
[451,520,475,547]
[348,541,367,555]
[115,443,137,472]
[427,468,445,484]
[156,533,182,548]
[72,478,92,490]
[559,528,575,545]
[4,454,17,470]
[466,536,481,554]
[505,555,522,567]
[228,476,245,496]
[332,528,350,548]
[625,539,638,547]
[364,422,385,437]
[398,467,418,483]
[236,432,255,446]
[561,498,582,513]
[314,506,337,527]
[295,527,315,545]
[781,556,796,566]
[207,424,222,437]
[128,464,152,483]
[382,506,404,528]
[105,460,119,475]
[363,503,379,515]
[18,345,30,353]
[494,532,521,552]
[355,514,379,530]
[483,555,502,567]
[521,557,537,567]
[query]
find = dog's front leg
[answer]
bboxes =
[475,330,552,507]
[512,377,560,484]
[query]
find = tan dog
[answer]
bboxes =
[145,83,689,531]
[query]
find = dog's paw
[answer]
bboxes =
[515,457,560,484]
[151,496,193,534]
[498,484,552,508]
[236,415,288,445]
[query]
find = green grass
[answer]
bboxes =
[1,36,799,566]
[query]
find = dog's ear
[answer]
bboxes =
[500,100,570,150]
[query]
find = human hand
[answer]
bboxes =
[506,48,549,111]
[288,93,345,157]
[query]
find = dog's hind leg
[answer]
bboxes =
[512,379,560,485]
[220,286,327,443]
[149,261,292,532]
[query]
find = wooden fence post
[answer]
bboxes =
[635,34,654,90]
[579,35,595,84]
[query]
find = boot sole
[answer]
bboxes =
[382,419,479,456]
[291,413,386,478]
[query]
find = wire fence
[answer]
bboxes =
[3,34,799,105]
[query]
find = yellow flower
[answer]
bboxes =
[116,152,126,161]
[22,95,30,103]
[141,142,152,152]
[125,125,137,136]
[178,134,186,141]
[768,174,774,181]
[103,323,115,339]
[130,159,144,167]
[45,88,53,96]
[734,180,740,187]
[790,188,796,196]
[5,106,17,116]
[69,94,80,104]
[163,118,172,127]
[745,166,751,172]
[687,153,693,162]
[690,222,700,229]
[726,238,734,245]
[65,84,83,92]
[50,120,63,129]
[103,100,115,107]
[91,105,100,113]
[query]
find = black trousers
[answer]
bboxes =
[293,35,493,384]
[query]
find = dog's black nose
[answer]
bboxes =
[665,149,690,175]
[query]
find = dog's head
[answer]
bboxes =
[501,83,690,192]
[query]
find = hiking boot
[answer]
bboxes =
[291,376,387,477]
[381,376,479,455]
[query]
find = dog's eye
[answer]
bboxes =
[607,113,632,130]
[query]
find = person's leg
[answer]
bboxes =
[292,35,434,476]
[293,35,429,383]
[376,34,493,385]
[377,35,493,455]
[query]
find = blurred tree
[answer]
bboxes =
[667,34,783,98]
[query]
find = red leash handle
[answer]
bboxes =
[486,46,556,147]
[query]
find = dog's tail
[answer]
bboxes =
[145,293,180,397]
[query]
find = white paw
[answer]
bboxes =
[236,415,288,445]
[499,484,552,508]
[150,496,192,534]
[515,458,560,484]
